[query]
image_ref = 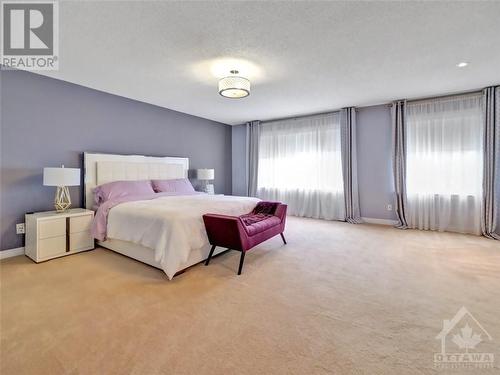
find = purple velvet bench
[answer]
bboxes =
[203,201,287,275]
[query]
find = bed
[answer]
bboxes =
[84,153,259,279]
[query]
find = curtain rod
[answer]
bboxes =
[253,84,497,122]
[404,88,484,105]
[383,88,485,107]
[262,109,341,124]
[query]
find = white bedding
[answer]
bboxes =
[106,194,260,279]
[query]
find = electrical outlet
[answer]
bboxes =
[16,223,25,234]
[386,204,393,211]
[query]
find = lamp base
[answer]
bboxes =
[54,186,72,212]
[205,183,215,195]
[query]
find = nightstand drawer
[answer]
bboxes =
[69,215,92,233]
[39,236,66,259]
[70,231,93,251]
[25,208,95,263]
[39,218,66,239]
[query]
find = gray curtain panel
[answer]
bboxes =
[340,108,362,223]
[391,100,409,229]
[481,86,500,239]
[246,120,261,197]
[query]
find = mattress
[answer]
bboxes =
[101,194,260,279]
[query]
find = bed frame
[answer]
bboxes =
[83,152,227,274]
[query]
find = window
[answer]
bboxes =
[406,93,484,234]
[257,113,345,220]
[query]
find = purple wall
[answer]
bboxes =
[231,124,248,196]
[497,143,500,235]
[357,103,500,235]
[0,69,232,250]
[232,104,500,235]
[231,106,400,221]
[356,105,398,221]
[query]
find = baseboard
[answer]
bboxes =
[361,217,398,226]
[0,247,25,259]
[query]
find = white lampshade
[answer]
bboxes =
[197,168,214,180]
[43,167,80,186]
[218,70,250,99]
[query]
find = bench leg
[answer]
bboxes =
[237,251,246,275]
[205,245,216,266]
[280,233,287,245]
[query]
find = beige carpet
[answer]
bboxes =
[1,217,499,375]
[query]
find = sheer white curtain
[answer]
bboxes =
[257,113,345,220]
[406,93,484,234]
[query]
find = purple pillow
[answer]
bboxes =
[152,178,195,194]
[94,180,155,205]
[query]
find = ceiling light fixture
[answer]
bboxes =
[456,62,468,68]
[218,70,250,99]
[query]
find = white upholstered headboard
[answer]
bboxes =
[84,153,189,209]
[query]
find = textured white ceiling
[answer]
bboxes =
[39,1,500,125]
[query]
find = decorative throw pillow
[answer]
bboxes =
[94,180,154,205]
[151,178,195,194]
[253,201,278,215]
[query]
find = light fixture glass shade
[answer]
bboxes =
[197,168,215,180]
[218,76,250,98]
[43,167,80,186]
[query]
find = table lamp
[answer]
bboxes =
[197,168,215,194]
[43,165,81,212]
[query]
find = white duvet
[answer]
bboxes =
[106,194,260,279]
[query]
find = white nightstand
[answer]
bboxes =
[25,208,94,263]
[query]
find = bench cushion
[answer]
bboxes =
[242,215,281,236]
[240,213,272,226]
